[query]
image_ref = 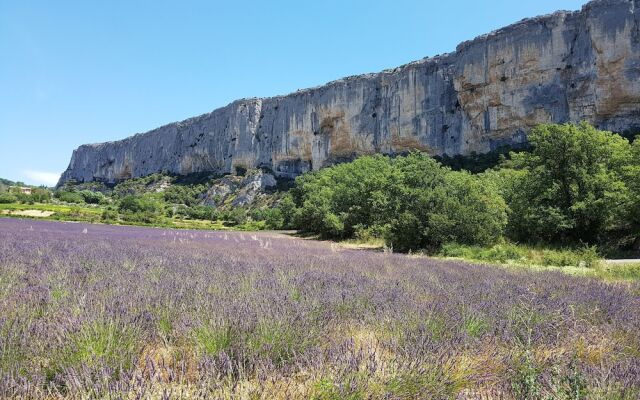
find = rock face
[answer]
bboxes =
[201,170,277,208]
[59,0,640,185]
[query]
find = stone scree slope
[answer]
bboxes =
[59,0,640,184]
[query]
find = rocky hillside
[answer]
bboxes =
[59,0,640,185]
[62,168,285,211]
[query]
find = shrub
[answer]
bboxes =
[120,211,161,224]
[101,208,118,222]
[186,205,218,220]
[30,188,52,203]
[55,191,85,204]
[506,122,633,246]
[292,152,506,252]
[440,243,526,264]
[354,224,387,242]
[163,184,207,206]
[262,208,284,230]
[112,173,165,198]
[118,195,164,224]
[79,190,104,204]
[118,195,160,214]
[0,193,17,203]
[439,243,601,268]
[225,208,247,226]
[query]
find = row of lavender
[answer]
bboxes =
[0,218,639,398]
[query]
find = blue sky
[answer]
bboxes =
[0,0,587,186]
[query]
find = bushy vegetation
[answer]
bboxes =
[55,190,85,204]
[439,243,601,268]
[0,193,17,204]
[172,204,219,221]
[0,186,52,204]
[285,122,640,256]
[504,122,638,248]
[1,171,289,230]
[290,154,506,252]
[163,183,208,206]
[118,194,165,223]
[2,122,638,260]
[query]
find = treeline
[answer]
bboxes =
[4,122,638,252]
[54,173,285,229]
[279,123,640,253]
[0,187,51,204]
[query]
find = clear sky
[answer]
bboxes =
[0,0,587,186]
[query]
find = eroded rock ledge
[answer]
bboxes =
[59,0,640,185]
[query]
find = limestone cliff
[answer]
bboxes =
[59,0,640,185]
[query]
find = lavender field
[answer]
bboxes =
[0,219,639,399]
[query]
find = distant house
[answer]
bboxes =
[9,186,32,195]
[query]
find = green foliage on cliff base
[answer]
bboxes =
[504,122,638,247]
[291,153,507,252]
[2,122,639,259]
[288,122,640,255]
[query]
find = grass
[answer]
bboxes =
[593,263,640,281]
[339,236,386,250]
[193,324,235,357]
[47,320,141,384]
[332,239,640,282]
[0,202,102,215]
[0,202,103,224]
[0,201,268,232]
[439,242,601,268]
[438,243,640,282]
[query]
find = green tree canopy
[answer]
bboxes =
[506,122,633,245]
[292,152,507,252]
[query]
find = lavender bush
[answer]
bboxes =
[0,219,638,399]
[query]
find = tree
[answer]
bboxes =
[55,191,85,204]
[386,158,506,253]
[79,190,104,204]
[261,208,284,230]
[226,208,247,226]
[0,193,17,204]
[186,205,219,221]
[623,139,640,249]
[506,122,632,245]
[118,194,164,223]
[277,194,298,229]
[294,155,402,239]
[292,152,507,252]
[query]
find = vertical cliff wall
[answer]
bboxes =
[59,0,640,184]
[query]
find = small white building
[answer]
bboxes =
[9,186,32,195]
